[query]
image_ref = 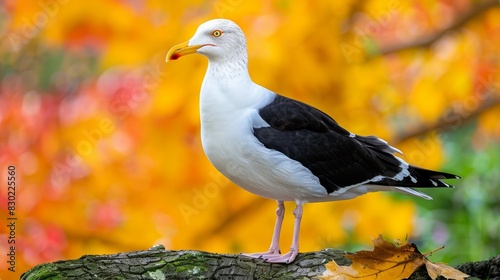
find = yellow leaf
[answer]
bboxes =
[424,259,470,280]
[319,235,424,280]
[320,235,470,280]
[320,261,360,280]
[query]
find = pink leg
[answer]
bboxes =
[242,201,284,258]
[264,203,303,263]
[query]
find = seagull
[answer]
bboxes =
[165,19,459,264]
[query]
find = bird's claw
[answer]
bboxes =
[242,249,298,264]
[261,250,298,263]
[242,248,280,259]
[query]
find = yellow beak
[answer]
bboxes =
[166,41,204,62]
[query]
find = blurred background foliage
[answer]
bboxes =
[1,0,499,278]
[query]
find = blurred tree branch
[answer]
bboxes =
[378,0,500,55]
[394,96,500,144]
[21,247,499,279]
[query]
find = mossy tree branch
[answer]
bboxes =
[21,246,500,280]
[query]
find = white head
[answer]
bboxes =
[166,19,247,64]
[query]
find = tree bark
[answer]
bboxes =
[21,245,499,280]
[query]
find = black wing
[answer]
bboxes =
[253,95,458,194]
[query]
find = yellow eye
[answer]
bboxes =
[212,30,222,37]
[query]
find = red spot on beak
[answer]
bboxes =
[170,53,181,60]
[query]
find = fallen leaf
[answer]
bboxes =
[424,259,470,280]
[321,261,359,280]
[319,235,470,280]
[319,235,423,280]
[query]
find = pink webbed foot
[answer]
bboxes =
[262,249,298,263]
[241,248,280,259]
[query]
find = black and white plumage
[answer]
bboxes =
[166,19,459,263]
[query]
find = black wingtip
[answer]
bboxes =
[404,166,460,189]
[427,170,461,180]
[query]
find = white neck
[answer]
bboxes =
[203,43,251,82]
[200,52,254,109]
[199,56,274,127]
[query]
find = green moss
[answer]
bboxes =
[144,259,167,271]
[22,263,60,280]
[147,269,166,280]
[172,252,209,275]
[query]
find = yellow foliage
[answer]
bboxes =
[477,104,500,145]
[398,132,444,169]
[1,0,498,278]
